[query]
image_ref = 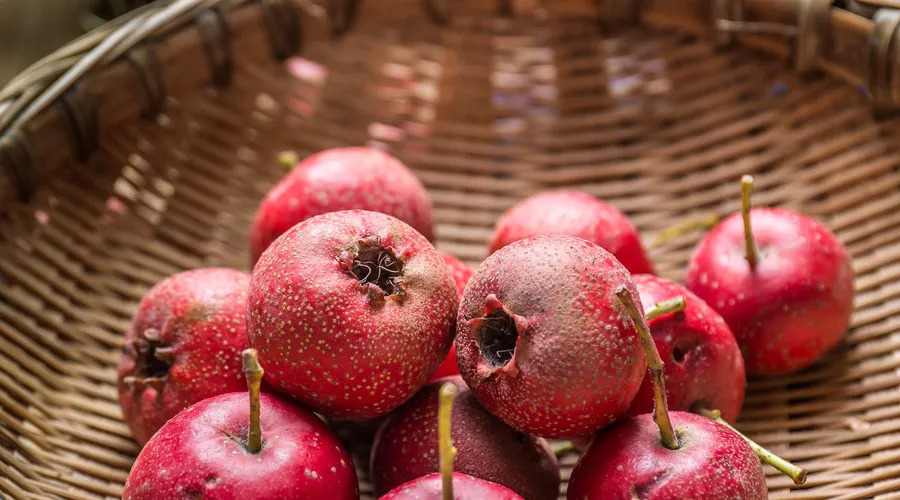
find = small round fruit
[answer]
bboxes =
[248,210,458,418]
[380,473,523,500]
[567,411,767,500]
[123,392,358,500]
[250,147,434,264]
[624,274,746,423]
[117,268,250,445]
[430,252,474,380]
[488,190,653,274]
[440,251,474,298]
[685,207,854,375]
[456,235,646,438]
[371,376,559,500]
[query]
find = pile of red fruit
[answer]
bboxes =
[120,149,852,499]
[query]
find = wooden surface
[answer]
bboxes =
[3,8,900,500]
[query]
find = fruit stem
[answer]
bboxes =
[277,150,298,172]
[741,175,759,269]
[698,408,807,486]
[242,349,264,454]
[651,214,720,248]
[615,286,680,450]
[438,382,459,500]
[644,296,687,321]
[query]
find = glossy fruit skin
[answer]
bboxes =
[117,268,250,446]
[380,473,523,500]
[685,208,854,375]
[456,235,646,438]
[624,274,746,423]
[567,412,767,500]
[123,392,359,500]
[488,190,654,275]
[248,210,458,418]
[430,252,474,380]
[371,377,560,500]
[250,147,434,264]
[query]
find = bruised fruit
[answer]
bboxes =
[456,235,646,438]
[250,147,434,264]
[118,268,250,445]
[380,473,523,500]
[488,190,654,274]
[248,210,458,418]
[685,176,854,375]
[123,351,358,500]
[371,376,559,499]
[567,412,767,500]
[624,274,746,423]
[430,252,474,380]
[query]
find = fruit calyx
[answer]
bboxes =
[122,328,174,390]
[342,236,407,306]
[468,295,522,380]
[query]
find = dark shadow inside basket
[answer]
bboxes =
[0,4,898,499]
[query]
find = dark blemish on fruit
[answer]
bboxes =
[479,308,518,368]
[631,469,673,499]
[671,340,698,365]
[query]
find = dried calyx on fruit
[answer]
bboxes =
[340,236,407,306]
[122,328,173,390]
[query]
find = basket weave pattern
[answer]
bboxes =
[2,1,900,499]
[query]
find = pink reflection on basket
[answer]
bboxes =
[285,57,328,84]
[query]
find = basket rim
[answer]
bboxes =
[0,0,896,209]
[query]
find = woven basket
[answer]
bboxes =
[2,0,900,498]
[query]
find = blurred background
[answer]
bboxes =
[0,0,154,84]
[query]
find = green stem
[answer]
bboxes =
[741,175,759,269]
[438,383,459,500]
[697,408,807,486]
[242,349,264,454]
[615,286,680,450]
[645,296,686,321]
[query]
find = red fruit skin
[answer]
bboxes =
[248,210,458,418]
[624,274,746,423]
[250,147,434,264]
[456,235,647,438]
[685,208,854,375]
[488,190,654,275]
[117,268,250,446]
[123,393,358,500]
[567,412,767,500]
[440,251,474,298]
[380,473,523,500]
[371,376,560,500]
[429,252,474,381]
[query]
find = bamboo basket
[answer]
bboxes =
[2,0,900,498]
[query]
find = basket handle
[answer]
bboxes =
[0,0,349,208]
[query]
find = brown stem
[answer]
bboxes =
[644,296,686,321]
[438,382,458,500]
[697,408,807,486]
[741,175,759,269]
[615,286,679,450]
[242,348,264,454]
